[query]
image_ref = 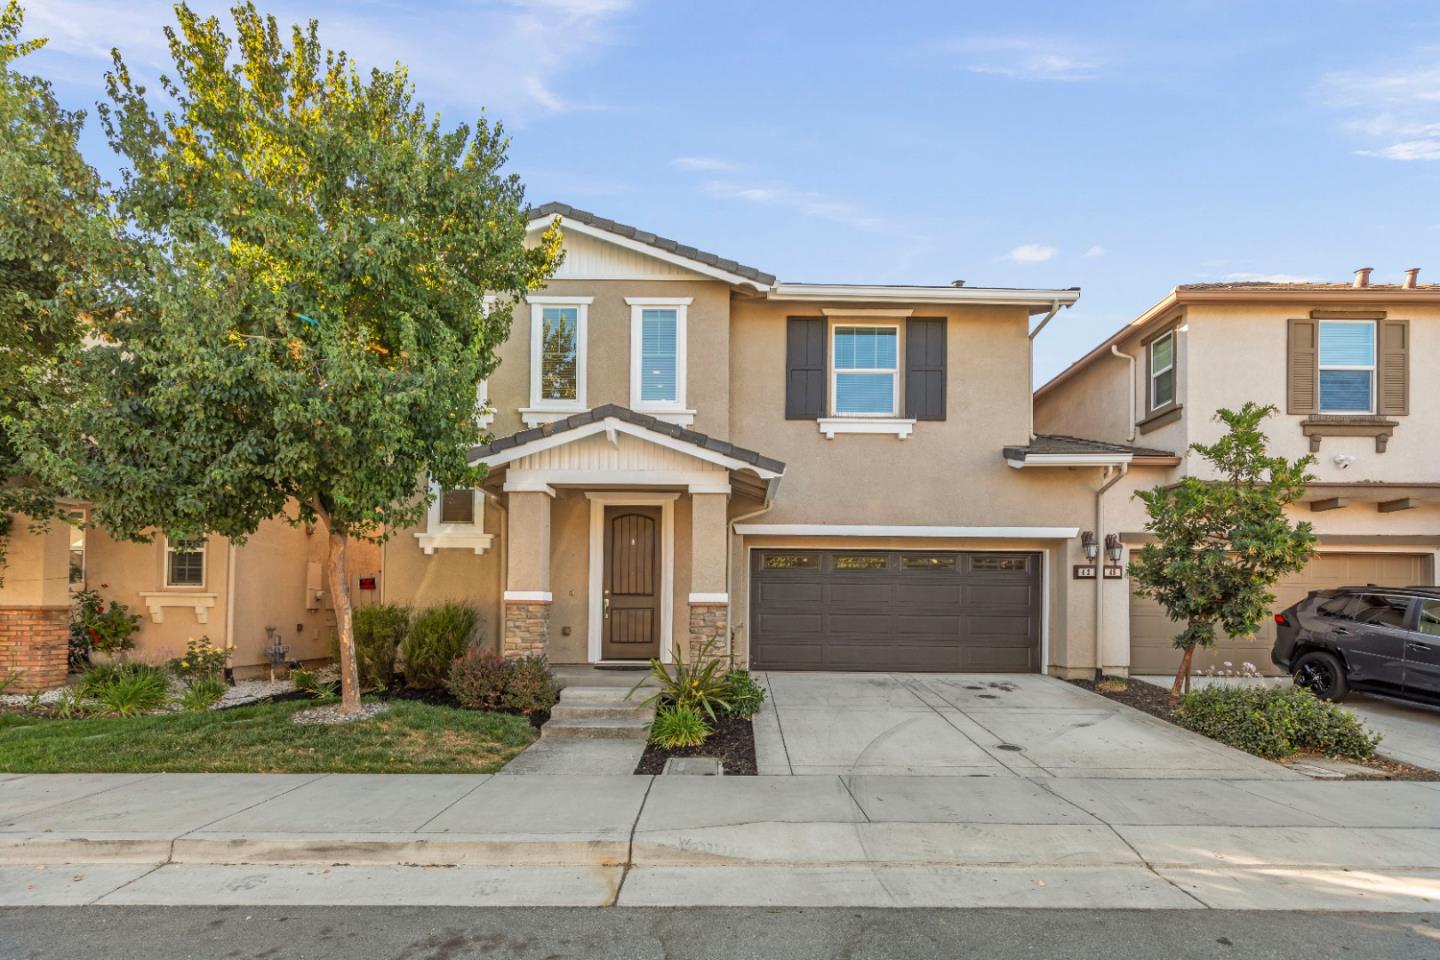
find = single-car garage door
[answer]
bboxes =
[749,549,1042,672]
[1131,551,1433,675]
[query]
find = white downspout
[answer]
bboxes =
[726,496,775,666]
[224,541,237,663]
[1111,344,1137,442]
[485,490,508,655]
[1027,299,1065,440]
[1094,462,1128,677]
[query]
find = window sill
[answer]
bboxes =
[1300,415,1398,453]
[519,406,585,428]
[1138,403,1182,434]
[817,417,916,440]
[137,592,218,625]
[632,407,696,426]
[415,530,495,556]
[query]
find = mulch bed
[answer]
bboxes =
[1071,678,1440,782]
[635,716,757,776]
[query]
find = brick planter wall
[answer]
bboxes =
[687,601,728,666]
[0,605,70,693]
[503,601,550,658]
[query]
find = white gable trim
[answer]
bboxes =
[527,215,770,292]
[472,416,783,479]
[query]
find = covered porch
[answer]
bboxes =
[469,405,785,666]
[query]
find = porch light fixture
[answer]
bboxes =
[1080,530,1098,560]
[1104,533,1123,564]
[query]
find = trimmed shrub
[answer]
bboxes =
[403,603,480,688]
[447,648,511,710]
[1178,684,1381,760]
[352,603,411,689]
[649,704,710,748]
[503,655,559,715]
[719,669,766,719]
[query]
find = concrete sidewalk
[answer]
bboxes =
[3,772,1439,910]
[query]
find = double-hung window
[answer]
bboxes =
[1318,321,1376,413]
[1149,331,1175,410]
[165,537,206,588]
[527,297,590,413]
[627,297,690,418]
[832,325,899,416]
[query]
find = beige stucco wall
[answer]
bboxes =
[0,513,72,608]
[485,278,734,438]
[382,499,505,652]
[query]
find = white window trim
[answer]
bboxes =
[817,417,916,439]
[1318,320,1377,415]
[164,536,207,589]
[627,297,692,420]
[1149,331,1175,411]
[527,296,591,414]
[475,295,498,429]
[414,484,493,555]
[830,321,900,418]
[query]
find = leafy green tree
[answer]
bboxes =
[15,3,558,712]
[0,1,112,579]
[1129,402,1316,696]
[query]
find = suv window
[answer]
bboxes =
[1349,594,1410,628]
[1420,600,1440,637]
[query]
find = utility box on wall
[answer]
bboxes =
[305,561,324,611]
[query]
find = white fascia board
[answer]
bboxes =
[732,524,1081,539]
[528,216,771,292]
[1007,453,1134,469]
[470,415,784,480]
[769,284,1081,308]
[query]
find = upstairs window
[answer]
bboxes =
[165,537,205,588]
[1149,331,1175,410]
[439,489,476,525]
[832,325,898,416]
[628,297,690,413]
[528,297,590,410]
[1318,321,1375,413]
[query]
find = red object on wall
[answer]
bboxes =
[358,577,377,591]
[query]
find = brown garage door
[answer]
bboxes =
[1130,551,1433,675]
[749,550,1041,672]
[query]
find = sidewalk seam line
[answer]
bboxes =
[765,673,795,775]
[609,774,655,907]
[894,675,1043,777]
[413,776,496,834]
[173,773,330,841]
[86,860,168,905]
[838,775,872,822]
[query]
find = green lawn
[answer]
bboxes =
[0,699,538,774]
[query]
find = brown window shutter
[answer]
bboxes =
[785,317,827,420]
[1286,318,1318,415]
[1377,318,1409,416]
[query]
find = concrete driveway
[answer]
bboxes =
[753,672,1294,779]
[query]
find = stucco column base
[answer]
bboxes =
[1047,666,1096,681]
[0,605,70,693]
[686,602,729,667]
[503,601,550,659]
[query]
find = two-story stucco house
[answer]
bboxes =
[1,202,1196,688]
[1036,269,1440,675]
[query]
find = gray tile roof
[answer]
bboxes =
[471,404,787,476]
[1002,434,1177,461]
[527,202,777,286]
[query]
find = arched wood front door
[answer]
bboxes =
[602,506,662,660]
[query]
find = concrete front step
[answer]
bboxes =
[542,716,653,740]
[549,703,654,723]
[557,685,655,704]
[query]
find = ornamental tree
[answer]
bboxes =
[0,1,113,577]
[15,3,558,712]
[1129,402,1316,696]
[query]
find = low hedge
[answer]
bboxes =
[1177,684,1380,760]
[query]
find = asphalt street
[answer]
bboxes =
[3,907,1437,959]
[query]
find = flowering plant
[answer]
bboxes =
[73,588,142,656]
[169,636,232,679]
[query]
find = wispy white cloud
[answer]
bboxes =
[1225,272,1323,284]
[945,35,1104,82]
[26,0,634,118]
[1083,244,1106,259]
[672,156,740,172]
[1319,58,1440,160]
[1004,243,1059,263]
[699,179,917,238]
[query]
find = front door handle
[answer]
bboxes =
[1409,641,1432,653]
[1333,627,1352,636]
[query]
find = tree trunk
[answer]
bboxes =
[1170,643,1197,698]
[326,527,362,715]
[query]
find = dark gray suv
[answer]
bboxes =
[1272,586,1440,704]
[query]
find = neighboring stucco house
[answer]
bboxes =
[3,202,1219,688]
[1035,269,1440,674]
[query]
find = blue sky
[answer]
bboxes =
[23,0,1440,381]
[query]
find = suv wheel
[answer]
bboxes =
[1293,651,1349,702]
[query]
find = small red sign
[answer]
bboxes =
[358,577,377,591]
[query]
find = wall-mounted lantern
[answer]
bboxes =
[1080,530,1098,561]
[1104,533,1124,564]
